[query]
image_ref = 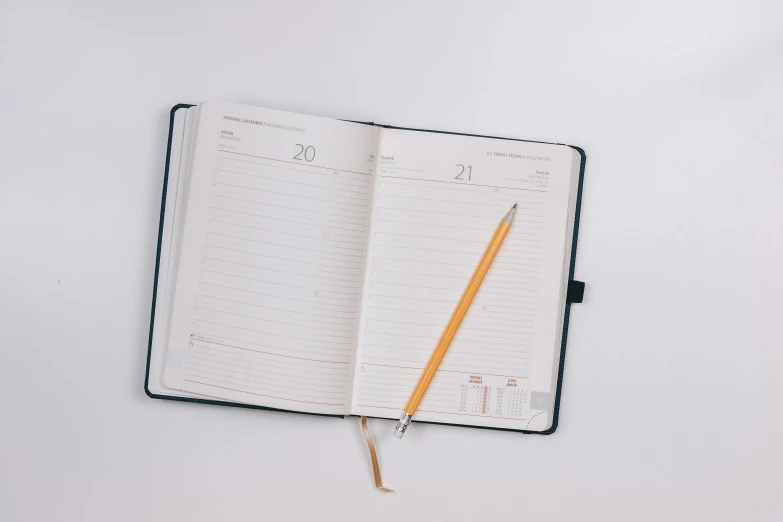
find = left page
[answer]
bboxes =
[163,101,379,415]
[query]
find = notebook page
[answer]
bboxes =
[350,129,578,430]
[163,101,379,415]
[152,106,217,400]
[148,106,205,398]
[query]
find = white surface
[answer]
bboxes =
[1,1,781,520]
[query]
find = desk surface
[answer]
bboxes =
[1,1,781,521]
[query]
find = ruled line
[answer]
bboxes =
[194,306,357,337]
[417,410,526,421]
[207,227,365,248]
[215,181,368,207]
[360,362,528,379]
[369,268,538,282]
[366,317,533,330]
[380,177,545,196]
[376,205,545,222]
[206,232,321,253]
[202,258,361,286]
[373,242,542,258]
[209,210,366,234]
[185,360,347,390]
[217,156,371,186]
[363,346,531,361]
[212,194,368,225]
[354,403,526,421]
[368,293,534,307]
[368,281,537,294]
[216,168,371,195]
[362,355,528,374]
[204,245,362,270]
[376,193,544,208]
[191,338,350,364]
[367,305,534,318]
[374,218,543,234]
[190,341,351,375]
[364,342,531,353]
[371,256,539,271]
[218,149,371,176]
[378,173,547,192]
[196,294,357,323]
[185,378,346,406]
[374,230,541,245]
[196,282,353,306]
[360,374,465,386]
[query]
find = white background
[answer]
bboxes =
[1,1,781,520]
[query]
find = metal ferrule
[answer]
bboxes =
[393,413,413,439]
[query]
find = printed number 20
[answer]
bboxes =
[455,164,472,180]
[294,144,316,162]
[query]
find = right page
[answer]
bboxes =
[350,128,579,431]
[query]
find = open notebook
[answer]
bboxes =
[146,101,586,434]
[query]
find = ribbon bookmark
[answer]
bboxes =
[360,416,393,492]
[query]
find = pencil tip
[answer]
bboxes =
[503,204,517,224]
[512,203,517,209]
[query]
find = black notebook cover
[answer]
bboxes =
[145,103,587,434]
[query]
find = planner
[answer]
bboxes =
[146,101,587,434]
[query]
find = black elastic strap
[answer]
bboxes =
[567,281,585,303]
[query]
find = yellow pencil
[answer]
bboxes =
[393,203,517,439]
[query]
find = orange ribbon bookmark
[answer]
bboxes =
[360,416,393,492]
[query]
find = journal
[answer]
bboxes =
[146,101,586,433]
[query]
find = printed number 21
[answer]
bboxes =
[455,164,472,180]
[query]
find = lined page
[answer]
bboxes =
[350,129,579,430]
[163,101,379,415]
[148,105,207,398]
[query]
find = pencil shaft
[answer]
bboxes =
[403,207,514,415]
